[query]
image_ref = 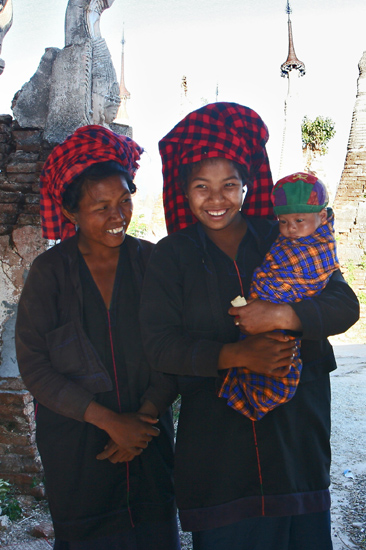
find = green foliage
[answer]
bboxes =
[127,214,149,238]
[0,479,10,499]
[0,479,22,521]
[172,395,181,424]
[359,254,366,270]
[344,260,355,286]
[2,497,22,521]
[357,291,366,305]
[301,115,336,155]
[30,476,43,489]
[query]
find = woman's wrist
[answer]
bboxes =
[218,342,241,370]
[83,400,118,431]
[275,303,302,332]
[138,399,159,418]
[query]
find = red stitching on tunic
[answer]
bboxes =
[233,260,244,297]
[107,310,121,413]
[107,310,135,528]
[252,421,265,515]
[233,261,265,515]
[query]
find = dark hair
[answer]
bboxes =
[178,158,250,193]
[62,161,136,213]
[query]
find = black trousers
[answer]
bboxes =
[54,516,181,550]
[192,510,332,550]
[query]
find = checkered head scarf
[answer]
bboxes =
[40,125,143,240]
[159,102,274,234]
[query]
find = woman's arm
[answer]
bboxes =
[291,269,359,340]
[218,331,296,376]
[229,270,359,339]
[140,237,223,377]
[141,371,178,416]
[229,301,302,335]
[15,256,95,422]
[140,236,297,377]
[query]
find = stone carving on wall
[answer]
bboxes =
[12,0,124,144]
[0,0,13,75]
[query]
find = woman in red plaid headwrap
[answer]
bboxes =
[15,126,180,549]
[140,103,359,550]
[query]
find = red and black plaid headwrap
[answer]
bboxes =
[159,102,275,234]
[40,125,143,240]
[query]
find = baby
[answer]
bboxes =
[218,172,340,420]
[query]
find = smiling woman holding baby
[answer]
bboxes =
[140,102,359,550]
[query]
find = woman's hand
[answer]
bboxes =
[218,331,297,376]
[84,402,160,461]
[96,439,140,463]
[96,412,160,463]
[229,299,302,335]
[103,411,160,451]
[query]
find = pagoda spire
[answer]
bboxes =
[280,1,305,77]
[115,26,130,122]
[278,1,306,178]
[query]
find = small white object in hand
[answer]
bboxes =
[231,295,247,307]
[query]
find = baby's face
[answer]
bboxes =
[278,210,327,240]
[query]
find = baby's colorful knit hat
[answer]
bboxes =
[272,172,329,215]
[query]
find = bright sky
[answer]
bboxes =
[1,0,366,198]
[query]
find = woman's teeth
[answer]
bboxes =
[107,226,124,234]
[208,210,226,216]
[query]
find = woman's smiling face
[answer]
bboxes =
[62,174,133,253]
[185,158,244,234]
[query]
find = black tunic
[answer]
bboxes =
[16,236,176,541]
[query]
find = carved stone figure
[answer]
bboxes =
[0,0,13,75]
[12,0,122,143]
[65,0,115,44]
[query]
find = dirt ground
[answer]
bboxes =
[1,321,366,550]
[329,322,366,549]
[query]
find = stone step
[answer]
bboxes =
[1,541,52,549]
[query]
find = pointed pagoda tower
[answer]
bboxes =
[115,27,130,123]
[333,51,366,269]
[278,1,306,179]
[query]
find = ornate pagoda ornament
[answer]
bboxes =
[180,75,192,117]
[115,27,131,123]
[278,1,306,178]
[280,2,305,78]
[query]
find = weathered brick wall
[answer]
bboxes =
[0,379,43,496]
[0,114,50,497]
[0,116,53,233]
